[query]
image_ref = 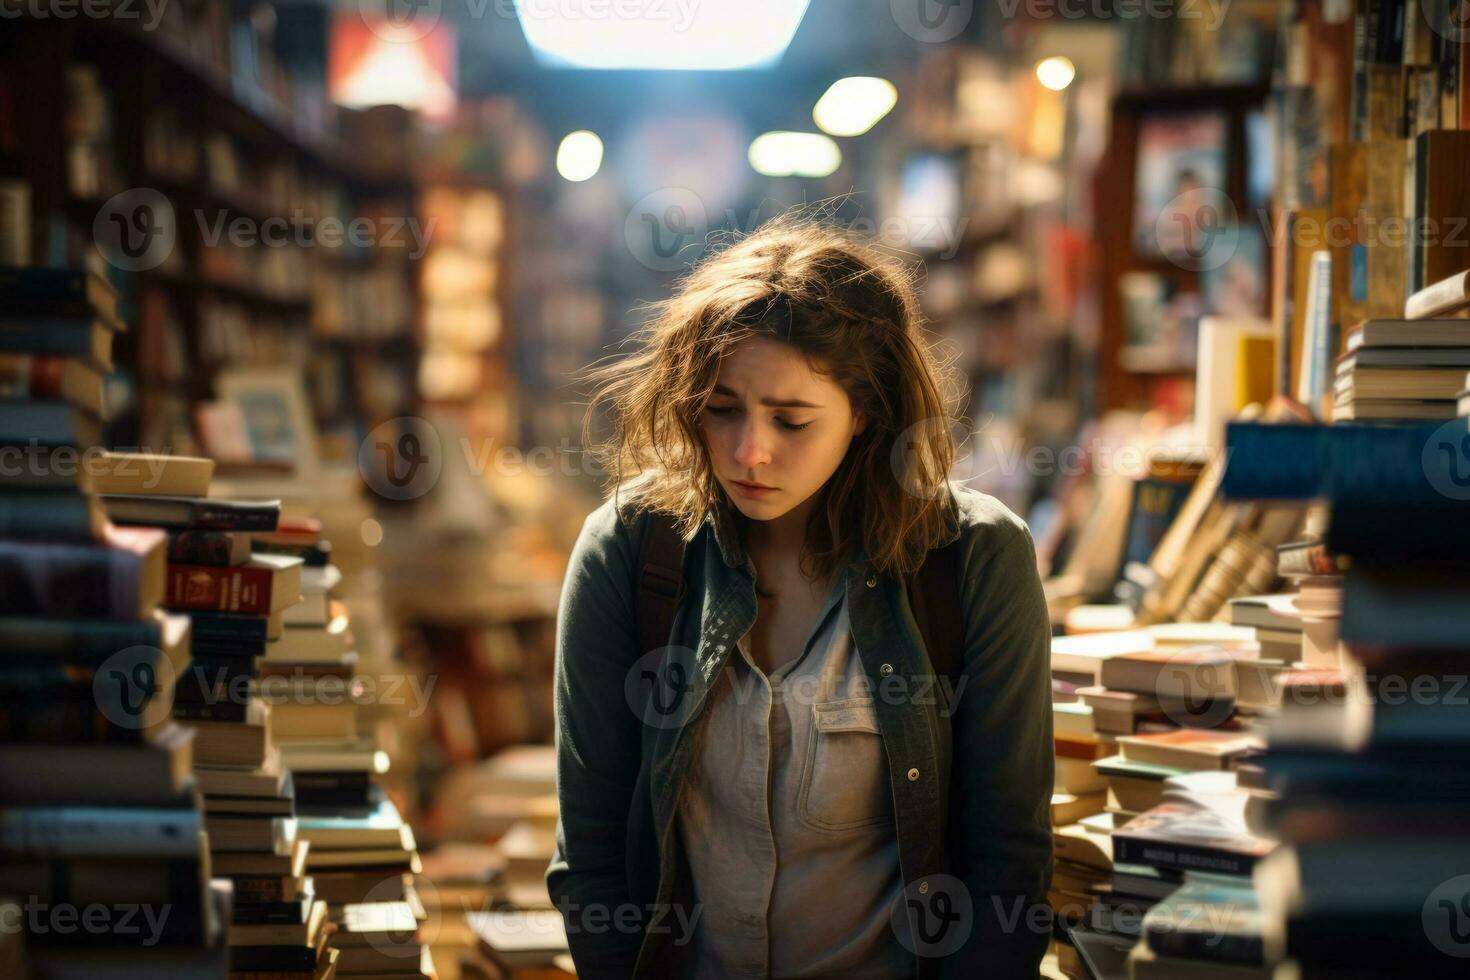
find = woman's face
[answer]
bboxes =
[700,334,866,522]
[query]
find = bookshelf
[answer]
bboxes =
[0,14,421,456]
[1093,83,1269,414]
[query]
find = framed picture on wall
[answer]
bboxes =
[1131,110,1229,261]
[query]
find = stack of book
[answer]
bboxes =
[1048,693,1109,924]
[1227,593,1302,662]
[251,516,432,980]
[0,267,229,976]
[97,463,345,978]
[0,266,117,455]
[1112,770,1276,978]
[1223,420,1470,977]
[1331,319,1470,421]
[99,460,292,781]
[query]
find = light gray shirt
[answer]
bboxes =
[673,573,912,979]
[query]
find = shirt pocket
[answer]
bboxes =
[796,697,896,834]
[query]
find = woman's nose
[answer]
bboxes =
[733,420,771,468]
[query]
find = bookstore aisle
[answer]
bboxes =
[6,1,1470,979]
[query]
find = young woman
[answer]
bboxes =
[547,218,1054,979]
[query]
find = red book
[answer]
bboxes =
[166,554,302,615]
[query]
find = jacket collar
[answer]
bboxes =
[691,481,962,574]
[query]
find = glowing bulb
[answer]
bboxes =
[1035,56,1076,92]
[748,132,842,178]
[557,131,604,182]
[813,76,898,137]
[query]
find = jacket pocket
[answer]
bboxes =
[796,697,896,834]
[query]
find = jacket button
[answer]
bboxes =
[866,576,877,588]
[907,767,920,781]
[879,663,893,676]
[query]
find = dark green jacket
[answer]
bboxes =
[546,480,1055,978]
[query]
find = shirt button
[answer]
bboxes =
[866,576,878,588]
[879,663,894,676]
[907,767,920,781]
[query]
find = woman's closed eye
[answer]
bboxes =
[704,405,813,431]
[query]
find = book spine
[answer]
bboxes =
[194,501,279,532]
[0,618,162,659]
[1145,924,1264,966]
[0,493,96,542]
[172,698,251,724]
[0,807,199,857]
[0,318,102,362]
[0,855,202,908]
[0,268,96,307]
[0,538,140,618]
[167,529,242,566]
[229,881,297,904]
[1111,834,1256,876]
[166,563,279,615]
[0,700,157,744]
[1222,420,1470,503]
[188,609,270,641]
[231,900,308,925]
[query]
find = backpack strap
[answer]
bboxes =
[906,538,965,691]
[634,509,688,656]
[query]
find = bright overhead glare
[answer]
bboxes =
[1035,56,1076,92]
[748,132,842,178]
[556,131,604,181]
[516,0,812,70]
[813,76,898,137]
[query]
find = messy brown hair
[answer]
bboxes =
[578,213,961,582]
